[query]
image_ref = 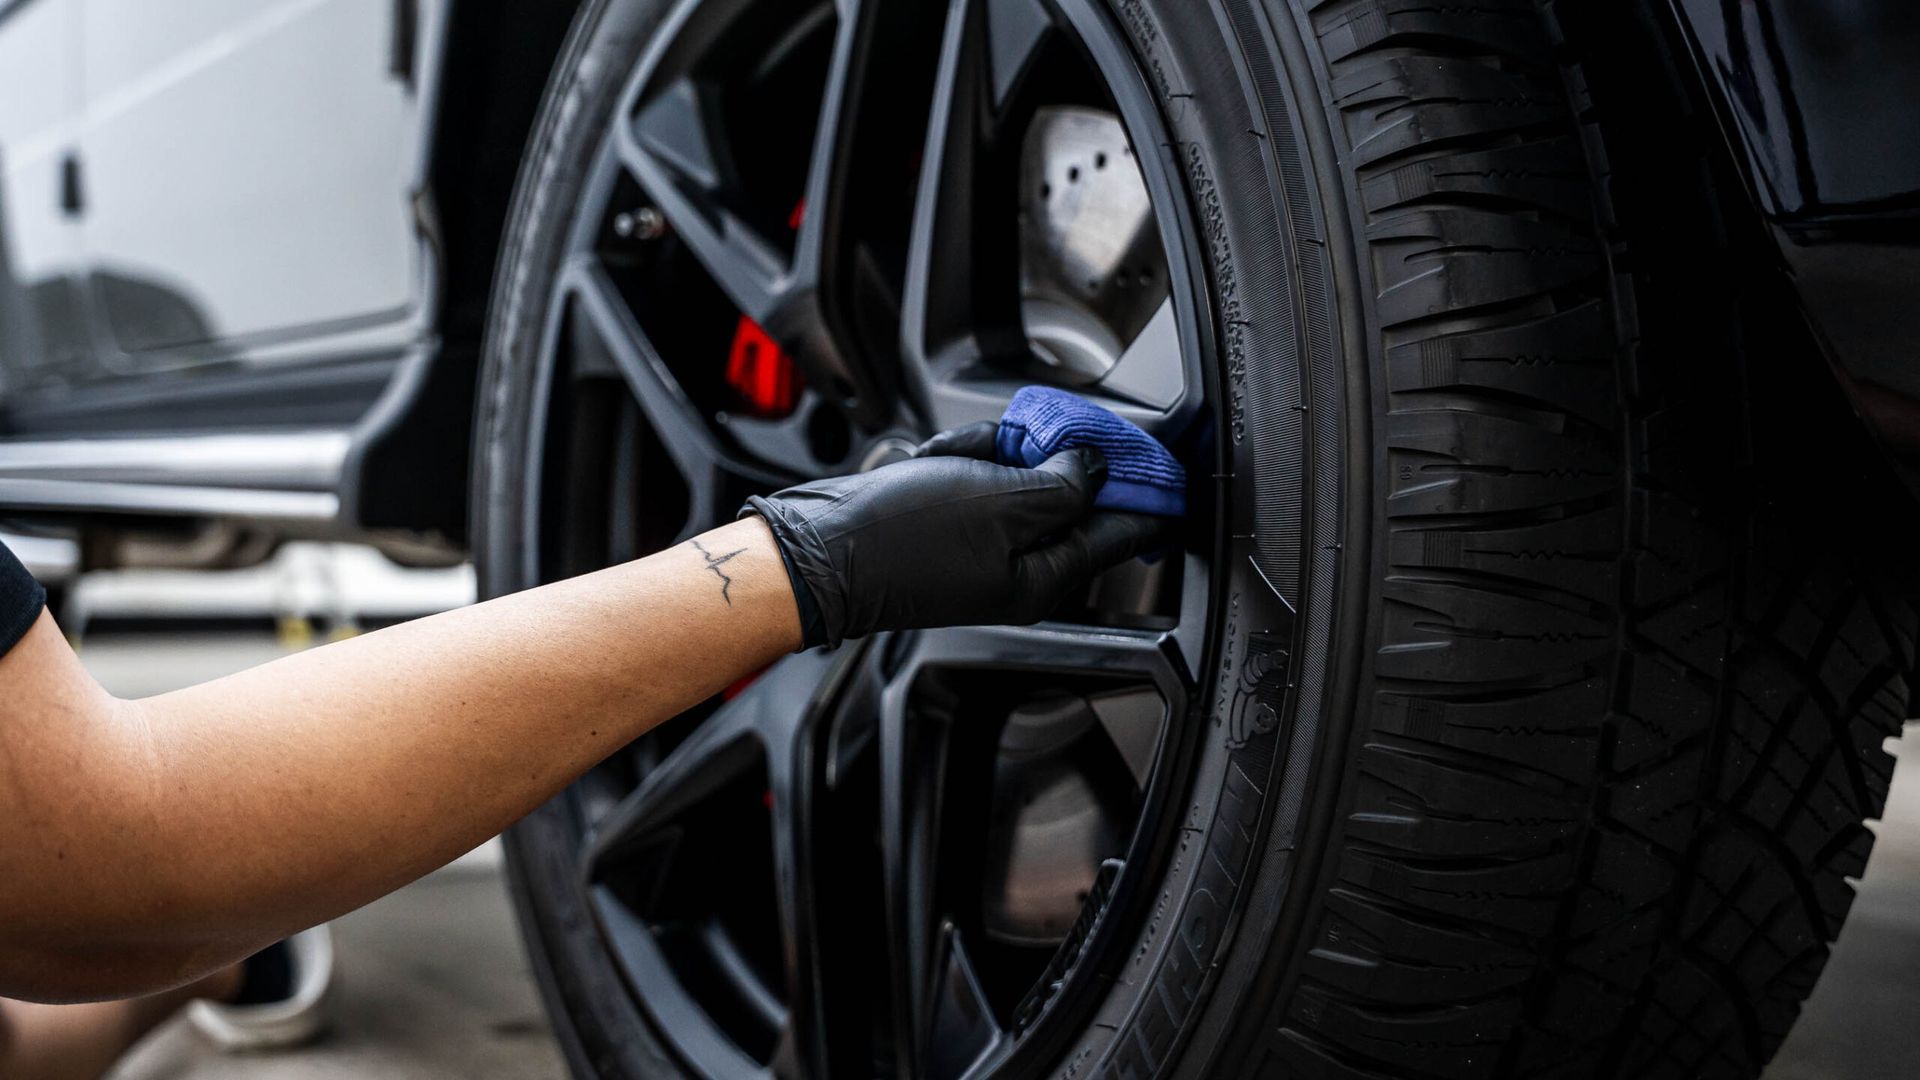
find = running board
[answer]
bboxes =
[0,432,350,523]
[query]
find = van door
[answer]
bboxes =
[73,0,428,375]
[0,0,88,405]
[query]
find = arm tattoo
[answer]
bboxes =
[690,539,748,605]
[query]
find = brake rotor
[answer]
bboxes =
[980,688,1163,946]
[1018,106,1171,385]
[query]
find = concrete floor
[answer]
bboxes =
[69,632,1920,1079]
[106,866,565,1080]
[1767,719,1920,1080]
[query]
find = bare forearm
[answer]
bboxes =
[0,518,797,996]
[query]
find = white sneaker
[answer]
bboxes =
[188,924,334,1050]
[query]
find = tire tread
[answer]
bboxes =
[1260,1,1919,1076]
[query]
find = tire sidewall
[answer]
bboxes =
[474,0,687,1075]
[1046,1,1367,1077]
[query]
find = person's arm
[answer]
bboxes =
[0,516,797,1002]
[0,436,1163,1003]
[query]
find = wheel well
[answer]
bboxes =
[345,0,585,544]
[1557,0,1920,551]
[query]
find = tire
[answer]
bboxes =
[474,0,1918,1077]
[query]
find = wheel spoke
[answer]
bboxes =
[900,0,1057,430]
[582,648,842,878]
[611,0,790,325]
[616,0,953,427]
[761,643,872,1079]
[910,622,1194,701]
[789,0,886,299]
[877,643,955,1077]
[786,0,948,421]
[582,643,875,1077]
[1095,297,1184,413]
[874,620,1183,1074]
[605,395,645,564]
[588,889,769,1078]
[581,702,759,881]
[922,924,1007,1080]
[560,256,782,539]
[619,78,792,326]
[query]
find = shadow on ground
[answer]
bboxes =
[107,863,564,1080]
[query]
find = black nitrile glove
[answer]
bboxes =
[744,424,1169,649]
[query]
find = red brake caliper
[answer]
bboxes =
[726,317,800,419]
[721,198,808,419]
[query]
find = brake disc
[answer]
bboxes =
[1018,106,1172,385]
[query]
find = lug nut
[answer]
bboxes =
[613,206,667,241]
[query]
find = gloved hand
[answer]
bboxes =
[744,423,1170,649]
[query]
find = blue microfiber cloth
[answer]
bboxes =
[997,386,1187,517]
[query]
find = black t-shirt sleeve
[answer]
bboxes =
[0,538,48,658]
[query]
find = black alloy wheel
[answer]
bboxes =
[477,1,1250,1077]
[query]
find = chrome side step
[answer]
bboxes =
[0,432,350,523]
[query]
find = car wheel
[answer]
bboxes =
[474,0,1919,1076]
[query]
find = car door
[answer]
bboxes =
[73,0,428,376]
[0,0,88,402]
